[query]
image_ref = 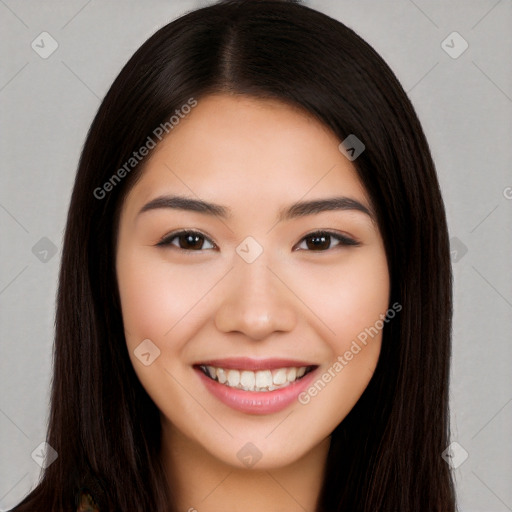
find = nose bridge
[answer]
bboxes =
[214,248,297,340]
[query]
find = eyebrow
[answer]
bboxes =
[137,194,374,221]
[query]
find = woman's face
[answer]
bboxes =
[116,93,389,469]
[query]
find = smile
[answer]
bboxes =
[193,358,319,414]
[198,365,314,392]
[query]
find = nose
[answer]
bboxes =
[214,256,297,341]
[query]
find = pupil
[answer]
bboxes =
[308,234,329,250]
[182,234,202,249]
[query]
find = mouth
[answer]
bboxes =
[196,364,316,393]
[192,357,319,414]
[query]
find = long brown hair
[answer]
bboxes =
[11,1,456,510]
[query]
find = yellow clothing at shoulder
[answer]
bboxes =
[77,492,100,512]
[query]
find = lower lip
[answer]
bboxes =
[195,367,318,415]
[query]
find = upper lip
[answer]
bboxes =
[194,357,317,371]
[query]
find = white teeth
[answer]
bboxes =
[227,369,240,387]
[272,368,287,385]
[256,370,273,388]
[286,367,297,382]
[201,365,310,392]
[216,367,227,384]
[240,370,255,388]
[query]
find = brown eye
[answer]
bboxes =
[157,231,216,251]
[296,231,359,251]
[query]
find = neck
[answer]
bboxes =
[160,421,331,512]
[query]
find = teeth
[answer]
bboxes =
[200,365,310,392]
[216,367,227,384]
[272,368,287,385]
[256,370,272,388]
[240,371,255,388]
[227,369,240,387]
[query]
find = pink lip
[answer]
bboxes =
[194,364,318,415]
[196,357,314,371]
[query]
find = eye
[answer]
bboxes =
[156,229,359,252]
[295,230,360,251]
[156,230,216,251]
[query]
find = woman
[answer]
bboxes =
[10,0,456,510]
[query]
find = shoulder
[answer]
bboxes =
[77,491,100,512]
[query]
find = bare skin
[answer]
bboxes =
[115,93,390,511]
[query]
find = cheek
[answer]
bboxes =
[292,248,390,352]
[116,248,212,352]
[333,265,389,348]
[291,248,389,428]
[116,248,215,415]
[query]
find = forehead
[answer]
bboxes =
[122,94,370,217]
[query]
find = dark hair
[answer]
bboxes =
[11,0,456,510]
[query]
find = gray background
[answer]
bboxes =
[1,0,511,510]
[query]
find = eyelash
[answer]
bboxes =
[156,230,360,252]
